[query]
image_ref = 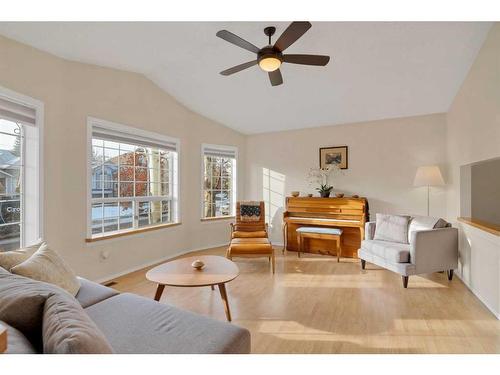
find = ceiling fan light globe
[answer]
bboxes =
[259,57,282,72]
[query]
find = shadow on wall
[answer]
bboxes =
[262,168,286,243]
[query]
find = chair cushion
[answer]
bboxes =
[11,242,81,296]
[373,214,411,244]
[1,321,38,354]
[42,289,113,354]
[361,240,411,263]
[229,238,273,255]
[232,230,267,238]
[85,293,251,354]
[296,227,343,235]
[75,277,119,308]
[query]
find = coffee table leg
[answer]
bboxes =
[154,284,165,301]
[218,283,232,322]
[210,285,215,291]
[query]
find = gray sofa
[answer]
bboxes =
[0,268,251,354]
[358,215,458,288]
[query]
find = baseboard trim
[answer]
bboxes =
[94,242,229,284]
[455,272,500,320]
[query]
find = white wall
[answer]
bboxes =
[0,35,246,281]
[445,23,500,318]
[245,114,447,243]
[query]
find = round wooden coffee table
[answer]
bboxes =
[146,255,239,321]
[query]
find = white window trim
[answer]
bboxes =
[200,143,238,220]
[86,117,180,239]
[0,85,44,247]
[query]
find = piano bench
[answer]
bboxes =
[295,227,343,262]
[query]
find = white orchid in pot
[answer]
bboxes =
[308,164,342,198]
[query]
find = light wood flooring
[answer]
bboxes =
[109,247,500,354]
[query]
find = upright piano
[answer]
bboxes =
[283,196,369,258]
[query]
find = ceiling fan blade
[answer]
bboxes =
[268,69,283,86]
[274,21,312,52]
[216,30,260,54]
[283,54,330,66]
[220,60,258,76]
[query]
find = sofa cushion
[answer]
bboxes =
[0,267,55,349]
[42,290,113,354]
[373,214,411,244]
[1,321,38,354]
[408,216,449,243]
[76,277,119,308]
[361,240,411,263]
[0,240,43,271]
[85,293,251,354]
[11,243,81,296]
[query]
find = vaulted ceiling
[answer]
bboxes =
[0,22,492,134]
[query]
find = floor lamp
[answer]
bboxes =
[413,166,445,216]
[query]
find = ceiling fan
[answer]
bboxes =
[216,21,330,87]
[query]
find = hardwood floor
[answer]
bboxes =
[109,246,500,354]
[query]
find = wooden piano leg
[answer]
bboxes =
[336,237,341,263]
[297,233,302,258]
[282,222,287,254]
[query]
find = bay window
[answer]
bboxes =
[88,118,179,239]
[201,144,237,219]
[0,91,42,251]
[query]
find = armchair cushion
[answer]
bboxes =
[361,240,410,263]
[232,230,268,239]
[373,214,411,244]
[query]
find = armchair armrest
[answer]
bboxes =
[410,227,458,274]
[365,221,376,240]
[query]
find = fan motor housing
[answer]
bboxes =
[257,46,283,64]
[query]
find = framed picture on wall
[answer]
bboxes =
[319,146,348,170]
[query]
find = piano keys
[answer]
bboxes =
[282,196,369,258]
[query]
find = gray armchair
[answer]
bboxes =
[358,216,458,288]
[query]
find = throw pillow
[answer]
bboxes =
[407,216,450,243]
[374,213,411,244]
[0,267,55,350]
[42,291,113,354]
[11,243,81,296]
[0,239,44,271]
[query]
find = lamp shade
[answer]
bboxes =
[413,166,445,187]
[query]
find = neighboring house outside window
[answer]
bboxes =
[0,91,42,252]
[201,144,237,219]
[88,118,179,239]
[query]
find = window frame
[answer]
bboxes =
[200,143,238,220]
[0,85,43,249]
[86,117,180,240]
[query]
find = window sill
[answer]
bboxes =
[200,216,235,222]
[85,222,182,242]
[457,217,500,237]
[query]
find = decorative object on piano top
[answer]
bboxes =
[317,184,333,198]
[319,146,348,170]
[308,164,344,198]
[291,191,300,197]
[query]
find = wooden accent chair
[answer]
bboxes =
[227,201,275,273]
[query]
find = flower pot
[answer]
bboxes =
[320,191,331,198]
